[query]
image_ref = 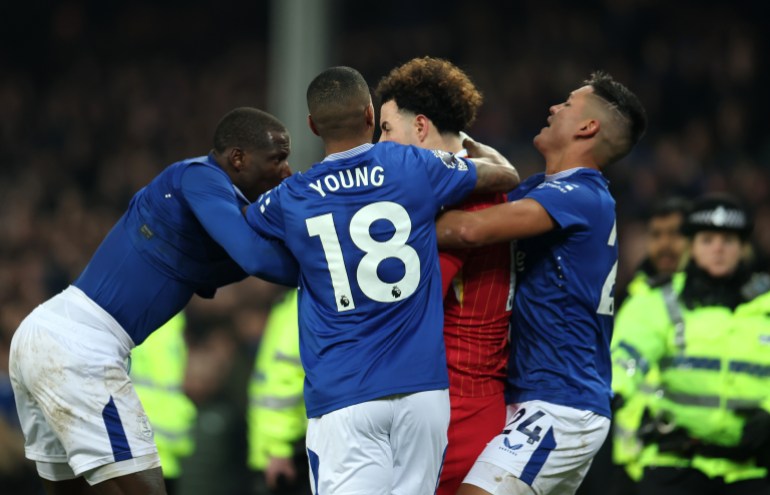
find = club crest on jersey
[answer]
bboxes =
[137,414,153,439]
[432,150,467,171]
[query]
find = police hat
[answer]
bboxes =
[682,194,753,239]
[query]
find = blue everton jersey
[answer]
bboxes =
[245,142,477,417]
[507,168,616,418]
[74,154,298,346]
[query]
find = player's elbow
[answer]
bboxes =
[440,221,485,248]
[503,167,520,192]
[457,222,488,247]
[476,166,519,194]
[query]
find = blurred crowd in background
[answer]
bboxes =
[1,0,768,493]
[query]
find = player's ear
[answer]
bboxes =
[577,118,600,138]
[229,147,245,171]
[308,114,320,137]
[415,114,430,143]
[364,103,375,129]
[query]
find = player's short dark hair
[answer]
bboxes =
[213,107,286,153]
[306,66,371,140]
[374,56,483,134]
[585,71,648,163]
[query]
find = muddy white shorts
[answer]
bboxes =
[463,400,609,495]
[9,286,160,484]
[305,389,450,495]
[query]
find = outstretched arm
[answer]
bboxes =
[436,198,555,249]
[182,165,299,286]
[464,136,520,194]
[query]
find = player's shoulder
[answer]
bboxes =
[533,169,610,205]
[550,168,607,192]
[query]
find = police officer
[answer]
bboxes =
[612,193,770,495]
[247,289,310,495]
[606,197,691,495]
[130,313,197,495]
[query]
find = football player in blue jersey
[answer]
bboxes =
[9,107,299,495]
[436,71,647,495]
[244,66,518,495]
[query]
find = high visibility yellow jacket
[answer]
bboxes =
[612,273,770,482]
[611,270,663,481]
[130,313,196,479]
[247,290,307,471]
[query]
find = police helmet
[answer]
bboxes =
[681,194,753,240]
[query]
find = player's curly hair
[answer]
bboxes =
[374,56,483,134]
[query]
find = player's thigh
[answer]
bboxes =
[10,311,76,467]
[306,398,394,495]
[41,466,167,495]
[460,463,536,495]
[467,400,609,495]
[391,389,450,495]
[90,466,166,494]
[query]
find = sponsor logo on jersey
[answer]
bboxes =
[498,437,524,455]
[504,438,523,450]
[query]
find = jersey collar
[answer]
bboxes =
[322,143,375,162]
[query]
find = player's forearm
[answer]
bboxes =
[436,210,488,249]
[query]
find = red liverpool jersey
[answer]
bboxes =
[440,192,513,397]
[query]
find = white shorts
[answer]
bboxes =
[9,286,160,484]
[305,389,450,495]
[463,400,609,495]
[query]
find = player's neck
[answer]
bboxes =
[543,148,600,175]
[424,132,463,154]
[324,136,373,157]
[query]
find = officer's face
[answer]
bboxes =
[691,230,742,278]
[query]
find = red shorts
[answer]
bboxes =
[437,393,506,495]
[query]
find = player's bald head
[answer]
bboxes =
[307,66,372,140]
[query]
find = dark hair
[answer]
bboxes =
[374,56,482,134]
[212,107,286,153]
[647,196,691,221]
[307,66,370,115]
[586,71,647,146]
[306,66,371,138]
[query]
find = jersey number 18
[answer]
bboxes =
[306,201,421,312]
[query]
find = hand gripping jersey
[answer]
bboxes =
[506,168,617,418]
[246,142,477,418]
[74,154,298,345]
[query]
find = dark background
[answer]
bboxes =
[1,1,768,493]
